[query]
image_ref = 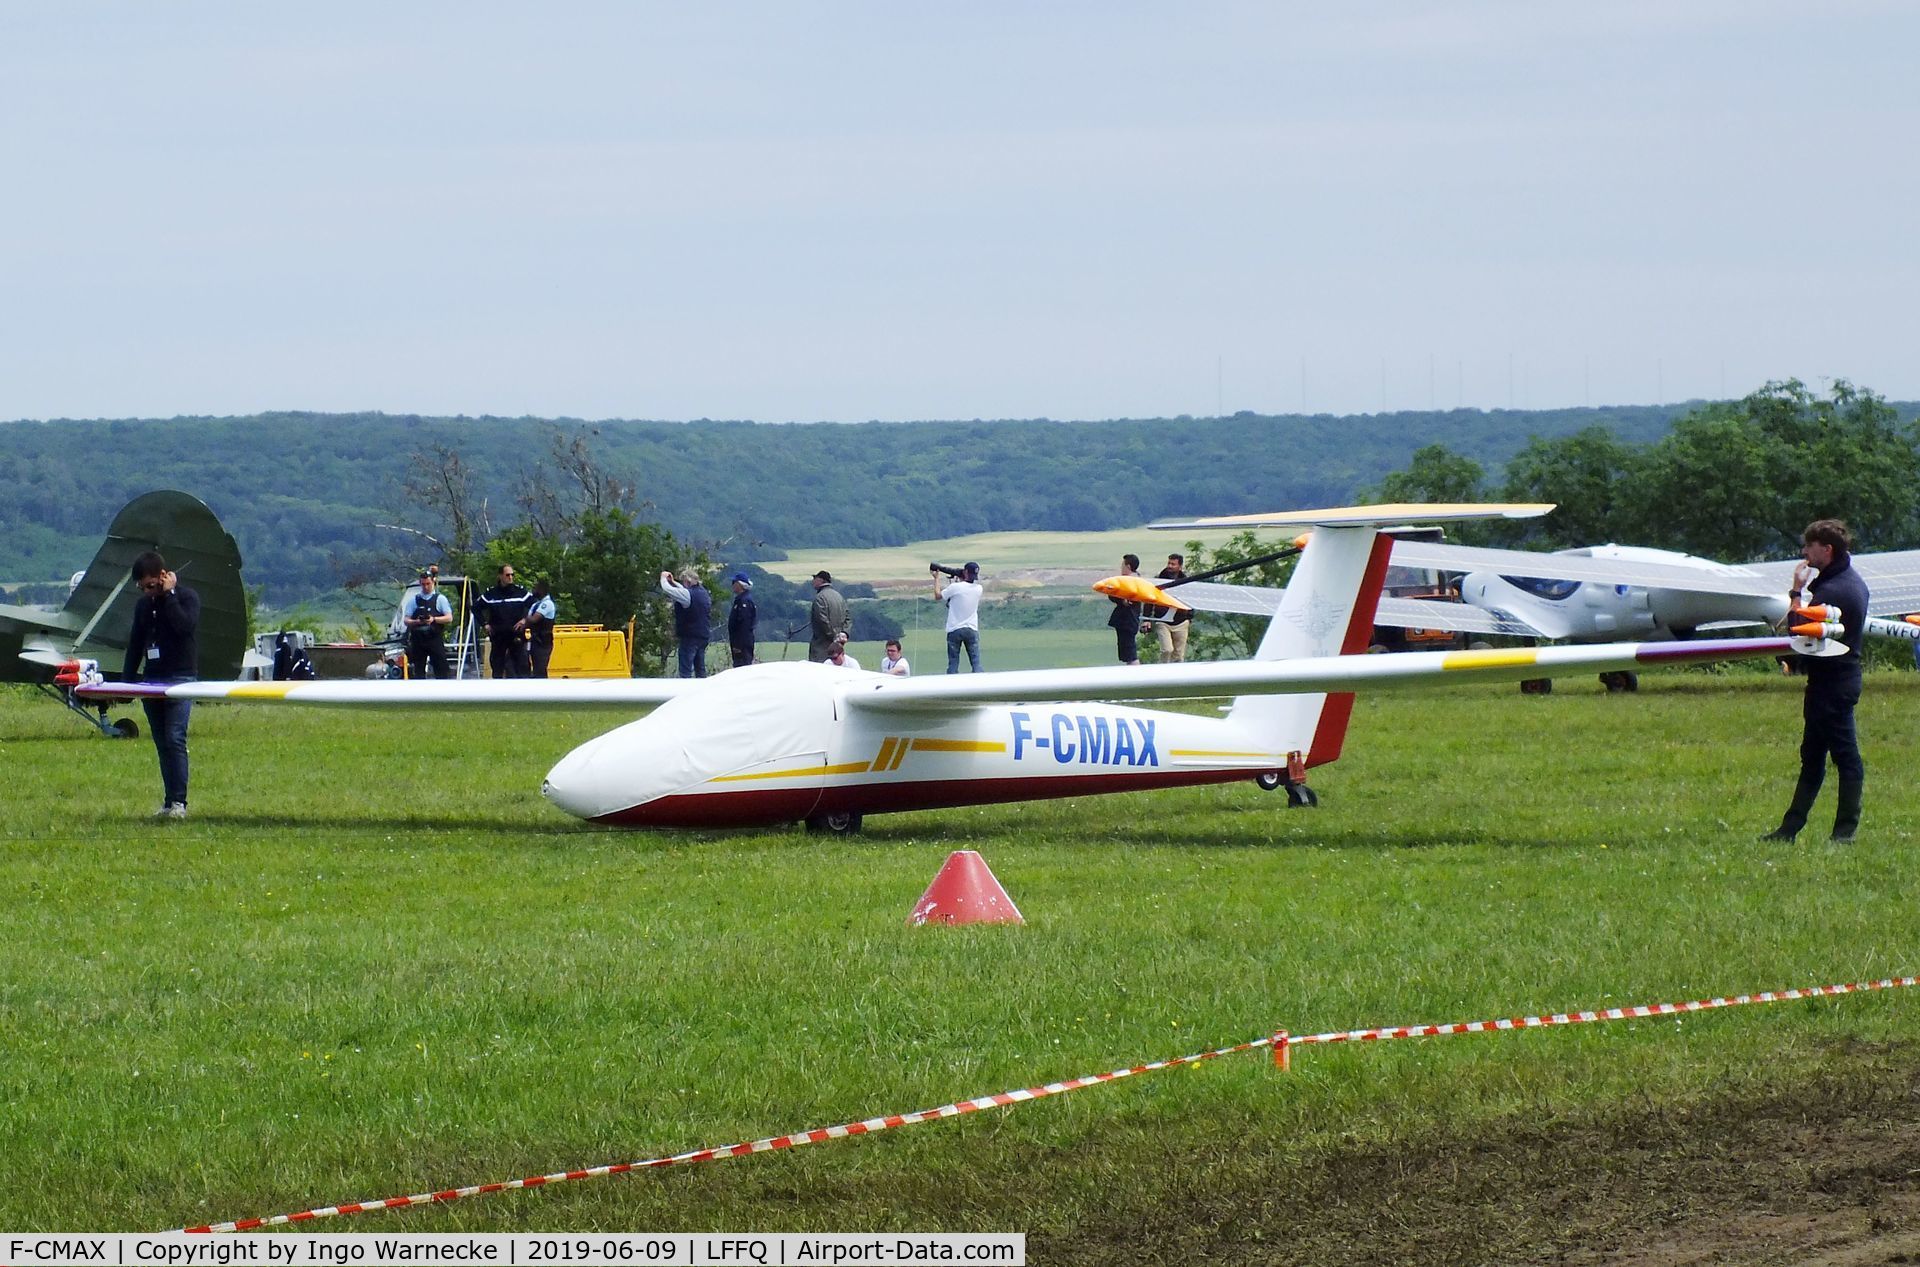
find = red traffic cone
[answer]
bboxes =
[907,850,1024,927]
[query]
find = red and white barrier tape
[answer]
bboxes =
[1288,974,1919,1048]
[180,973,1915,1233]
[182,1034,1275,1232]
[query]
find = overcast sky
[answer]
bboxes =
[2,3,1914,423]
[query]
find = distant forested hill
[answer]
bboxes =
[0,403,1877,602]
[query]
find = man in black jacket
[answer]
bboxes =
[476,564,532,679]
[1107,554,1143,666]
[1762,519,1870,843]
[124,550,200,820]
[727,572,757,668]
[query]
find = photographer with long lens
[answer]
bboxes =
[931,560,984,674]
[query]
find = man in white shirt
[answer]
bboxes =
[878,639,910,676]
[933,561,984,674]
[826,635,860,670]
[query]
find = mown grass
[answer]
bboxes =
[1,673,1916,1251]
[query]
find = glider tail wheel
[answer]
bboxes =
[1600,671,1639,693]
[1256,770,1319,808]
[1519,677,1553,695]
[112,717,140,739]
[805,811,864,835]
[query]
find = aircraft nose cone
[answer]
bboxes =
[542,734,630,821]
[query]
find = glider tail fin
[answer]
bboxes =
[1227,525,1394,770]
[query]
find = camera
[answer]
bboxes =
[930,562,964,578]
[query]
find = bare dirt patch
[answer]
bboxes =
[1049,1044,1920,1265]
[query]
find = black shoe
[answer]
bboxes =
[1758,826,1798,842]
[1830,827,1856,843]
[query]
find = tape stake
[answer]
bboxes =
[1272,1029,1291,1072]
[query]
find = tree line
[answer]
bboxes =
[1361,380,1920,560]
[0,403,1718,603]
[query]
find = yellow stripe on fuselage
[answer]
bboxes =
[1440,648,1539,671]
[909,739,1006,754]
[709,761,874,784]
[1168,749,1276,760]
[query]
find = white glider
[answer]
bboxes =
[77,504,1827,834]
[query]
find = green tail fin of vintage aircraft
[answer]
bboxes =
[1,491,247,732]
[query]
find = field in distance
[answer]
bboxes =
[3,673,1918,1258]
[763,524,1258,590]
[757,627,1116,672]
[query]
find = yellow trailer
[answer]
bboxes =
[545,621,633,678]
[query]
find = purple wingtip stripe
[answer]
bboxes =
[1634,638,1789,664]
[74,682,174,700]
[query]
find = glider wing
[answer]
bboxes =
[74,677,700,710]
[1385,540,1779,596]
[843,636,1800,714]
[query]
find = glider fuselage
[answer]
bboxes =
[538,663,1284,828]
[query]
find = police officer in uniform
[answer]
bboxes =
[405,571,454,679]
[520,579,558,679]
[477,563,532,678]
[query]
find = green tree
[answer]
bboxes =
[487,510,699,674]
[386,432,707,674]
[1175,531,1299,662]
[1634,379,1920,560]
[1495,426,1642,549]
[1361,444,1496,545]
[1365,443,1488,505]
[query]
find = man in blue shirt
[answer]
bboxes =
[123,550,200,819]
[519,579,558,679]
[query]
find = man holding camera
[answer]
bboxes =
[932,561,984,674]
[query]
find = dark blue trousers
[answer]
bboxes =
[142,678,194,806]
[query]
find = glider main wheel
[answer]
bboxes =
[1600,671,1640,693]
[112,717,140,739]
[1519,677,1553,695]
[1285,782,1319,809]
[806,811,864,835]
[1255,770,1285,792]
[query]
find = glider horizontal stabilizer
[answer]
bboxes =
[1150,501,1554,533]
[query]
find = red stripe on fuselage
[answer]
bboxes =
[1306,532,1394,769]
[590,768,1254,829]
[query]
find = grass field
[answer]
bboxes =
[3,673,1918,1259]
